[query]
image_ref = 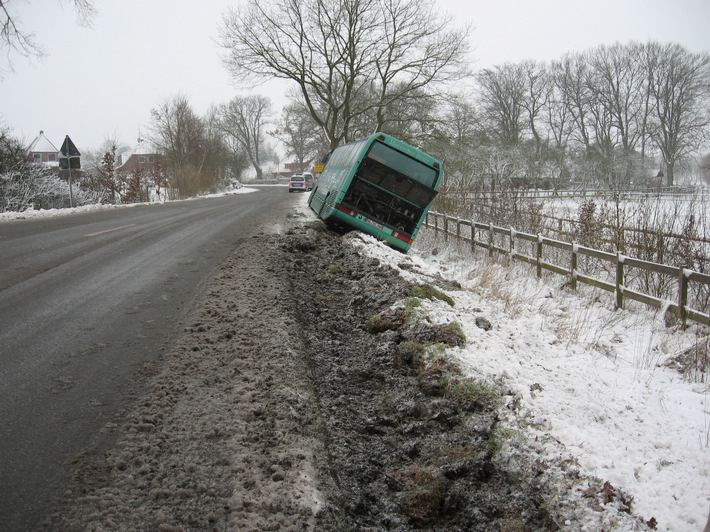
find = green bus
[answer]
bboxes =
[308,132,443,252]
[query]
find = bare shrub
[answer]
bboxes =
[575,199,600,248]
[664,335,709,383]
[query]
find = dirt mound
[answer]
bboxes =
[285,223,554,531]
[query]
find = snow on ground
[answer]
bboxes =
[341,223,710,531]
[7,191,709,530]
[0,187,259,221]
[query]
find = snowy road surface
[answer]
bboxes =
[0,188,294,530]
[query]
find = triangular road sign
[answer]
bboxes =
[60,135,81,157]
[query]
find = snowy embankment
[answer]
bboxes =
[0,187,259,221]
[343,217,709,531]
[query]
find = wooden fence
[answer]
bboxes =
[432,194,710,259]
[439,185,701,202]
[423,211,710,328]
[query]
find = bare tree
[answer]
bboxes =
[585,43,655,186]
[519,60,551,156]
[0,0,96,77]
[552,51,625,185]
[219,0,470,149]
[476,63,526,146]
[275,98,325,173]
[0,125,27,173]
[543,71,574,151]
[588,42,648,154]
[372,84,442,147]
[198,104,234,191]
[553,53,594,154]
[644,42,710,186]
[435,95,481,190]
[220,133,251,184]
[218,95,271,180]
[150,94,209,196]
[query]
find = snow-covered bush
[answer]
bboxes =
[0,164,95,213]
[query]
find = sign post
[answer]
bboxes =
[60,135,81,208]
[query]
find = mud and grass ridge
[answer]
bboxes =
[284,224,559,530]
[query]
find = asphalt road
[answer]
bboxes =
[0,187,296,530]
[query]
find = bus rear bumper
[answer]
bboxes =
[331,204,413,252]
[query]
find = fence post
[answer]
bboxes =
[456,218,461,240]
[444,216,449,242]
[434,213,439,236]
[536,235,543,278]
[471,220,476,252]
[510,228,516,260]
[616,252,624,310]
[571,242,578,290]
[488,223,494,258]
[678,267,688,329]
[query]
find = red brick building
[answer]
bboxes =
[116,139,164,175]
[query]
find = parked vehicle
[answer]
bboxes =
[288,174,309,193]
[301,172,315,190]
[308,132,443,252]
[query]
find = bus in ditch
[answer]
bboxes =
[307,132,443,252]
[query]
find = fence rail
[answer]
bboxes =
[433,194,710,256]
[439,184,703,202]
[424,211,710,328]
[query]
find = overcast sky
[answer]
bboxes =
[1,0,708,153]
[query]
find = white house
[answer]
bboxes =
[26,131,60,166]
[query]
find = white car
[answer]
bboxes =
[288,172,315,192]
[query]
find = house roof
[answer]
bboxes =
[117,138,159,168]
[119,138,158,158]
[27,131,59,154]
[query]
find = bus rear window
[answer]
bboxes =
[366,141,438,188]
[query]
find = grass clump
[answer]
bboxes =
[394,464,446,525]
[436,321,466,347]
[366,306,408,333]
[440,374,503,412]
[366,298,424,333]
[328,264,344,275]
[402,296,423,313]
[414,345,502,414]
[416,346,462,397]
[394,340,427,366]
[410,283,455,307]
[488,424,525,458]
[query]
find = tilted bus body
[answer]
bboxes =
[307,132,443,252]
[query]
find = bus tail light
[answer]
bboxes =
[334,203,356,217]
[392,232,413,245]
